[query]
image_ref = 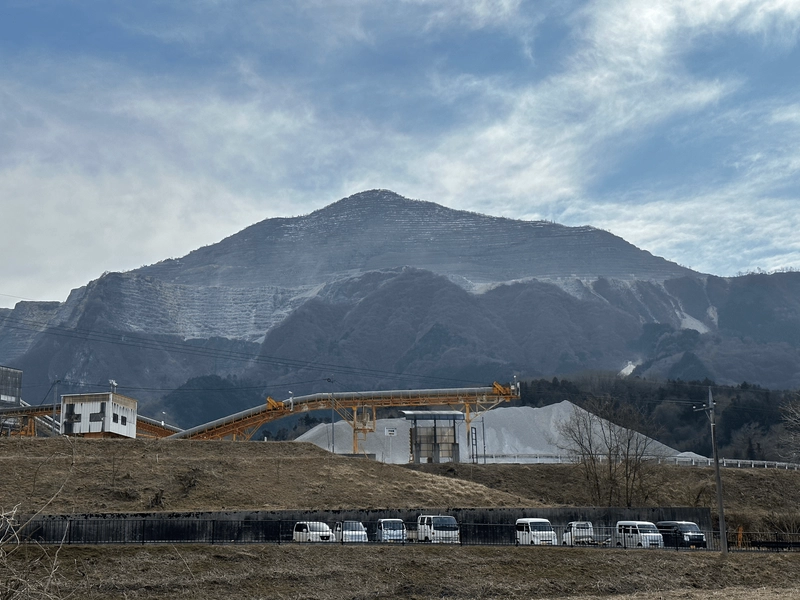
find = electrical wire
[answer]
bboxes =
[0,310,492,392]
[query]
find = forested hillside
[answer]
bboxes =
[519,375,788,461]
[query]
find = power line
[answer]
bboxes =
[0,292,37,301]
[0,311,492,390]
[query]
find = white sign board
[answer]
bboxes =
[385,427,397,437]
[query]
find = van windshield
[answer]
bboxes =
[678,523,701,532]
[382,521,404,530]
[638,524,658,533]
[308,523,329,532]
[343,522,365,531]
[432,517,458,531]
[531,523,554,532]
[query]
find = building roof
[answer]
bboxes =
[401,410,465,421]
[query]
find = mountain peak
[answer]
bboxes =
[136,190,699,288]
[310,189,463,223]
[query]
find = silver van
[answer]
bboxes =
[293,521,334,542]
[417,515,460,544]
[614,520,663,548]
[334,521,368,543]
[515,518,558,546]
[377,518,407,543]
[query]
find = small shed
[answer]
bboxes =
[61,392,137,438]
[403,410,463,464]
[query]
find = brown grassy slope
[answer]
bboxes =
[0,438,538,513]
[4,544,800,600]
[408,463,800,530]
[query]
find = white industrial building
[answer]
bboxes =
[61,392,137,438]
[0,365,22,406]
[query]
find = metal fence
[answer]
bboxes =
[5,517,799,552]
[475,453,800,470]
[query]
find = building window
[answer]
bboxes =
[113,413,119,423]
[121,415,127,426]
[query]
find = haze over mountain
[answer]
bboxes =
[1,190,799,425]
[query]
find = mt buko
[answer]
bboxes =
[2,190,799,426]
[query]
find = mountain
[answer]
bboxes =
[1,190,799,425]
[135,189,699,289]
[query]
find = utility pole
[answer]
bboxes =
[330,393,335,454]
[697,387,727,554]
[51,379,60,434]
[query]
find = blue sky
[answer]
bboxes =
[2,0,800,308]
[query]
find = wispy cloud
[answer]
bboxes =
[2,0,800,307]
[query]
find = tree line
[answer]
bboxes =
[518,373,795,462]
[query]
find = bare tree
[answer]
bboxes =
[1,437,75,599]
[558,397,665,507]
[778,395,800,463]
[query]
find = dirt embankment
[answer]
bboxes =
[4,437,800,530]
[0,438,538,514]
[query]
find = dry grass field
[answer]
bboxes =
[0,437,536,512]
[5,544,800,599]
[2,437,800,599]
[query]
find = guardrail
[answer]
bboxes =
[473,453,800,470]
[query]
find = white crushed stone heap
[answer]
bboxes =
[295,401,681,464]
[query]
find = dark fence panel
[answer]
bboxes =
[29,506,800,551]
[12,515,800,552]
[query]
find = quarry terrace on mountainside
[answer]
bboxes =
[1,190,800,420]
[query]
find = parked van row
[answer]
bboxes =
[293,520,368,543]
[293,515,460,544]
[547,519,706,549]
[292,516,707,549]
[559,520,706,549]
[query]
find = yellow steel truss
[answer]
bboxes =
[180,382,519,452]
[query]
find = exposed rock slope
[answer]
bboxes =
[2,190,799,416]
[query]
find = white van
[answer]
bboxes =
[334,521,368,543]
[417,515,460,544]
[562,521,596,546]
[377,518,407,543]
[614,521,663,548]
[515,518,558,546]
[293,521,334,542]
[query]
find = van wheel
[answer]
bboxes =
[616,542,622,547]
[515,540,519,546]
[637,543,643,547]
[562,542,567,546]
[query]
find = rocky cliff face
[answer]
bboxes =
[1,190,798,417]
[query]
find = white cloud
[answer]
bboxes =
[404,0,524,30]
[400,0,741,209]
[3,0,800,308]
